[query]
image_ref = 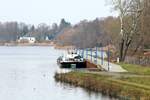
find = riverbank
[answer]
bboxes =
[55,67,150,100]
[0,42,54,46]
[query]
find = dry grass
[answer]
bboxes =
[55,71,150,100]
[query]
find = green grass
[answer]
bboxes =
[120,77,150,86]
[68,72,150,90]
[120,63,150,75]
[55,71,150,99]
[55,63,150,99]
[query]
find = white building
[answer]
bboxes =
[45,36,49,41]
[18,37,36,43]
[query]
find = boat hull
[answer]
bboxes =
[60,61,86,68]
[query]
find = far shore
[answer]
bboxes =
[0,42,54,46]
[0,42,77,48]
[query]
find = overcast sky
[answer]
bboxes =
[0,0,117,25]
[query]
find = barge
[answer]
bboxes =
[57,50,86,68]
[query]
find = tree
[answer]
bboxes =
[55,18,106,48]
[141,0,150,49]
[30,25,35,32]
[50,23,58,38]
[59,18,71,32]
[111,0,143,61]
[100,16,120,47]
[18,23,29,36]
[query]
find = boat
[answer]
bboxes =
[57,50,86,68]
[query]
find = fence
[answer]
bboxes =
[77,47,109,66]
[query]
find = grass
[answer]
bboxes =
[55,71,150,100]
[120,76,150,86]
[55,63,150,99]
[120,63,150,75]
[118,63,150,88]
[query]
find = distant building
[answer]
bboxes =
[18,36,36,43]
[45,36,49,41]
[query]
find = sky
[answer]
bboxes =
[0,0,117,25]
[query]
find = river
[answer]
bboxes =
[0,46,115,100]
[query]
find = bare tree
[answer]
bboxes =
[111,0,143,61]
[140,0,150,49]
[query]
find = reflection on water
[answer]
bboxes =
[0,46,115,100]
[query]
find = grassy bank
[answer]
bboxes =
[120,63,150,75]
[55,71,150,100]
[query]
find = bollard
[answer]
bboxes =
[117,57,120,63]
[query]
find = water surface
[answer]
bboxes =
[0,46,114,100]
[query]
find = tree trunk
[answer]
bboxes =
[119,38,124,62]
[122,40,132,61]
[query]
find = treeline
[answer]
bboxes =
[56,0,150,53]
[0,18,71,42]
[57,16,120,48]
[56,18,114,48]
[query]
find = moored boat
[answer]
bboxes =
[57,50,86,68]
